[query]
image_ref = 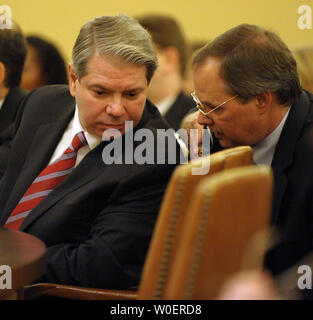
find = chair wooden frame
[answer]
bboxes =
[163,165,273,299]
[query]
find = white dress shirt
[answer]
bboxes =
[156,95,177,116]
[0,98,4,111]
[49,105,102,166]
[252,107,291,166]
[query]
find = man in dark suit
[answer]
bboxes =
[0,22,28,178]
[190,24,313,281]
[0,15,183,289]
[136,14,195,130]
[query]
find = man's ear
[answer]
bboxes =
[256,92,272,114]
[68,63,78,97]
[0,62,6,87]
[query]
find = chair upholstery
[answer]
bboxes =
[139,146,253,298]
[138,152,225,299]
[162,165,273,299]
[214,146,253,169]
[22,146,255,300]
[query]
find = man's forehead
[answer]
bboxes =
[193,57,229,96]
[87,53,135,70]
[195,56,223,74]
[84,54,147,78]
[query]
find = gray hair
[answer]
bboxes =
[72,14,158,83]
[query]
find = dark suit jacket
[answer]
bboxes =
[164,91,195,130]
[0,85,181,289]
[264,90,313,276]
[0,86,28,178]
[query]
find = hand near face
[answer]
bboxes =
[181,110,205,157]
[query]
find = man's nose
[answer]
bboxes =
[198,112,214,127]
[105,96,125,118]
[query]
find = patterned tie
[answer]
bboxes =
[5,131,87,230]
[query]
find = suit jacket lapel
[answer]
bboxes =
[270,91,311,224]
[20,146,106,230]
[1,100,75,224]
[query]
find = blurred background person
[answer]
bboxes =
[21,35,68,91]
[183,40,207,96]
[216,270,282,300]
[0,22,28,179]
[293,46,313,93]
[136,14,195,130]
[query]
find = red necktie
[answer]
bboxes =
[5,132,87,230]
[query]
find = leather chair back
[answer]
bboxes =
[163,165,273,299]
[138,152,225,299]
[214,146,253,169]
[138,146,253,299]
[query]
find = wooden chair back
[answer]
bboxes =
[138,146,253,299]
[138,152,225,299]
[163,165,273,299]
[214,146,253,169]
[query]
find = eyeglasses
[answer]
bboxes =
[191,91,238,116]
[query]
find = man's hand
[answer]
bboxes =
[180,111,205,157]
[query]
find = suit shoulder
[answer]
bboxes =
[22,85,73,113]
[16,85,74,128]
[175,92,195,108]
[304,89,313,101]
[27,85,72,102]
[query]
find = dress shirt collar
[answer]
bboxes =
[0,98,4,111]
[72,105,102,150]
[252,107,291,166]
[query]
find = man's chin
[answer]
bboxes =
[218,138,235,149]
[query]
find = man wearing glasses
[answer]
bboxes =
[189,24,313,282]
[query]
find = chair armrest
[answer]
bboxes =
[22,283,138,300]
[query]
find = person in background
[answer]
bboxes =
[183,40,207,96]
[21,35,68,91]
[0,22,28,179]
[293,46,313,93]
[136,14,195,130]
[216,270,281,300]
